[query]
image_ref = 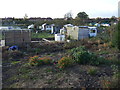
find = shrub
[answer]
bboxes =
[70,46,91,64]
[29,56,53,66]
[70,46,86,55]
[69,46,109,65]
[57,56,74,69]
[39,57,53,64]
[73,51,90,64]
[95,56,110,65]
[29,55,41,66]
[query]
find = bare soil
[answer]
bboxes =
[2,40,119,88]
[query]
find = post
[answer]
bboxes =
[0,18,2,89]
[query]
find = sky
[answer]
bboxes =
[119,1,120,17]
[0,0,118,18]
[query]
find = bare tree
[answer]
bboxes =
[64,11,73,20]
[24,13,28,20]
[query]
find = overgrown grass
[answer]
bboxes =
[88,67,97,76]
[11,61,21,65]
[31,32,54,38]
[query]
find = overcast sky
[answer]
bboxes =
[119,1,120,17]
[0,0,118,18]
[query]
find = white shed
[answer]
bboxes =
[55,34,65,42]
[88,27,97,37]
[64,24,97,40]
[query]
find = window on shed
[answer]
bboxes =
[90,30,96,33]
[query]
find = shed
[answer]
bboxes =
[64,24,97,40]
[0,29,31,46]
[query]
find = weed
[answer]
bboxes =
[101,80,111,88]
[29,55,40,66]
[39,57,53,65]
[6,75,18,82]
[47,79,53,84]
[34,48,41,54]
[98,50,109,55]
[18,67,31,74]
[88,68,97,76]
[8,50,23,59]
[101,65,120,88]
[45,68,53,73]
[63,41,81,49]
[56,73,63,78]
[29,76,38,80]
[20,73,29,79]
[11,61,21,65]
[111,65,118,74]
[57,56,74,69]
[29,55,53,66]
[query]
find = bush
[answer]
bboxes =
[29,56,53,66]
[69,46,109,65]
[39,57,53,64]
[57,56,74,69]
[70,46,91,64]
[29,55,41,66]
[70,46,86,54]
[73,51,90,64]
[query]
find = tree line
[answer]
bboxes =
[2,12,117,27]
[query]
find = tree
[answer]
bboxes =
[73,12,89,25]
[111,16,117,22]
[76,12,89,19]
[24,13,28,20]
[64,12,73,20]
[71,19,84,26]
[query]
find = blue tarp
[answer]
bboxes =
[9,45,18,50]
